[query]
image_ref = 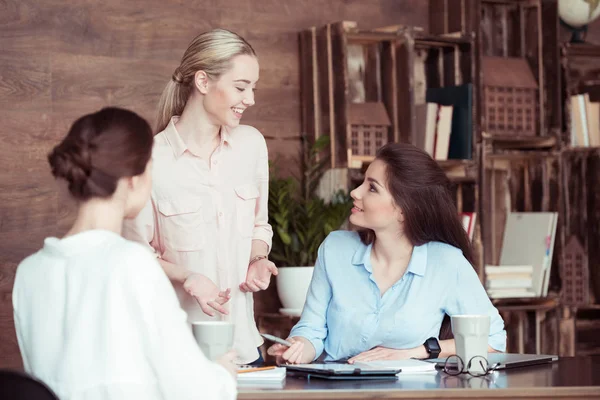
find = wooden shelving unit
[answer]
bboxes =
[295,1,600,357]
[430,0,600,356]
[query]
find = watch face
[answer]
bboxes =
[427,338,441,352]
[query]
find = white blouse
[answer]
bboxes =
[122,117,273,363]
[12,229,236,400]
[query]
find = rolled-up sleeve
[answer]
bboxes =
[252,136,273,251]
[122,197,160,257]
[444,257,507,352]
[289,242,332,360]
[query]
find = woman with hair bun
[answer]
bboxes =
[12,107,236,400]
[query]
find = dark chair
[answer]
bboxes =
[0,369,59,400]
[439,314,454,340]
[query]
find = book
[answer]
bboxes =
[498,213,558,297]
[415,103,439,157]
[426,84,473,160]
[433,105,453,161]
[461,212,477,241]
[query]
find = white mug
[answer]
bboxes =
[191,321,234,361]
[451,315,490,374]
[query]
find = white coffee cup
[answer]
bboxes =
[191,321,234,361]
[451,315,490,373]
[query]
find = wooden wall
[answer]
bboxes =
[0,0,429,369]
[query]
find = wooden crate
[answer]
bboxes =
[299,21,476,168]
[560,43,600,147]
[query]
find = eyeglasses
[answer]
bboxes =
[443,355,500,377]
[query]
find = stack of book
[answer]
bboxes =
[497,212,558,297]
[485,265,535,299]
[415,84,473,161]
[237,366,286,389]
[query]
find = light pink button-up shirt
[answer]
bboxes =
[123,117,272,363]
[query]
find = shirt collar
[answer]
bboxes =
[220,125,234,147]
[163,117,235,159]
[351,240,428,277]
[406,243,427,276]
[351,241,373,272]
[164,116,188,158]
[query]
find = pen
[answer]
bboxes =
[237,366,277,374]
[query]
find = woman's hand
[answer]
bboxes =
[348,346,426,364]
[240,258,278,292]
[216,350,238,379]
[183,273,231,316]
[267,337,305,365]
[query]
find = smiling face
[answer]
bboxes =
[201,54,259,128]
[349,159,404,233]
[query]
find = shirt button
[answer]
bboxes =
[361,338,367,343]
[218,212,223,217]
[212,159,218,165]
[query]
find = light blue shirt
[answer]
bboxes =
[289,231,507,361]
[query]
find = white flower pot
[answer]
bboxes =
[276,266,314,312]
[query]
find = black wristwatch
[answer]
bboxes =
[423,337,441,359]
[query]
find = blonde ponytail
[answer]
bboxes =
[155,79,192,133]
[155,29,256,133]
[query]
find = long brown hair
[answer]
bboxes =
[358,143,475,266]
[48,107,153,201]
[155,28,256,133]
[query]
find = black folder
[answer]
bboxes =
[285,363,400,380]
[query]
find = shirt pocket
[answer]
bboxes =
[234,184,259,238]
[157,198,205,252]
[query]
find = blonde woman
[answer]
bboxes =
[13,108,237,400]
[123,29,276,365]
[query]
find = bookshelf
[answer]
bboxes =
[430,0,600,356]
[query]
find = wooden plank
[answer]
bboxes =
[0,50,51,111]
[585,152,600,302]
[443,45,457,86]
[330,22,349,167]
[315,25,333,166]
[299,28,317,144]
[363,43,380,102]
[0,262,23,370]
[541,0,561,135]
[395,35,415,144]
[50,53,174,124]
[447,0,464,33]
[381,41,400,143]
[428,0,447,35]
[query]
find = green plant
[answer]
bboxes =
[269,135,352,267]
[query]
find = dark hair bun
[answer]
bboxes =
[47,107,153,201]
[48,139,93,199]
